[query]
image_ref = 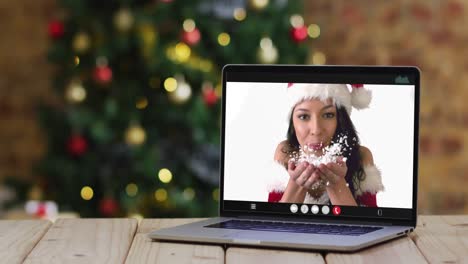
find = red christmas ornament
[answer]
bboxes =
[290,26,308,43]
[35,203,47,218]
[67,134,88,156]
[99,198,119,216]
[181,28,201,46]
[93,65,113,85]
[203,89,218,107]
[48,20,65,39]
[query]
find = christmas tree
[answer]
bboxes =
[37,0,312,218]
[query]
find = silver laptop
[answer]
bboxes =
[149,65,420,251]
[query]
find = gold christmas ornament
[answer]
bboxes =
[74,56,80,66]
[81,186,94,200]
[233,8,247,21]
[174,42,191,62]
[125,124,146,146]
[311,51,326,65]
[308,24,321,38]
[260,37,273,49]
[114,8,134,32]
[182,19,196,32]
[257,46,278,63]
[166,43,192,63]
[154,188,168,202]
[217,33,230,46]
[257,37,278,64]
[183,187,195,200]
[138,24,157,58]
[164,77,177,92]
[126,183,138,197]
[249,0,269,10]
[158,168,173,183]
[289,14,304,28]
[169,77,192,104]
[65,81,86,103]
[72,32,91,53]
[136,97,148,109]
[139,24,157,45]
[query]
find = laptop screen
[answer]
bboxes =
[220,65,419,223]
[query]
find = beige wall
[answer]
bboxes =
[1,1,467,214]
[305,1,468,214]
[0,0,56,181]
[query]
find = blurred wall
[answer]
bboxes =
[305,1,468,214]
[1,1,467,214]
[0,0,55,181]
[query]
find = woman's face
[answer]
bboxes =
[292,98,337,154]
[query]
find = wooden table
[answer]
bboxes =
[0,215,466,263]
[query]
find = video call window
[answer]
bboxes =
[223,82,415,209]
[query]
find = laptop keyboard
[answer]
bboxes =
[205,220,382,236]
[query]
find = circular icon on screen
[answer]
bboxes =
[300,205,309,214]
[332,206,341,215]
[290,204,298,213]
[311,205,319,214]
[321,205,330,215]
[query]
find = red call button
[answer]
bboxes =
[332,206,341,215]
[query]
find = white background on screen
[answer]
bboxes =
[224,82,414,209]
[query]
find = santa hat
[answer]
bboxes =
[286,83,372,117]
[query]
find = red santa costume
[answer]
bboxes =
[267,83,384,207]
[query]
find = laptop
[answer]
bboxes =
[149,65,420,251]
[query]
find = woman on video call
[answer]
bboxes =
[267,83,384,207]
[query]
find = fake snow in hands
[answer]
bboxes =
[287,134,355,190]
[296,142,344,166]
[290,134,353,167]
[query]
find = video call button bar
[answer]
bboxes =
[222,200,413,221]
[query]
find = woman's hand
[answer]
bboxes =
[279,160,315,203]
[317,156,357,206]
[317,156,347,187]
[287,160,320,189]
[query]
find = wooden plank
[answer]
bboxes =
[411,215,468,263]
[125,218,224,264]
[326,237,427,264]
[136,218,204,235]
[0,220,51,264]
[125,241,224,264]
[226,247,325,264]
[23,218,137,264]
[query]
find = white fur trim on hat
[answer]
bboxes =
[351,85,372,109]
[287,83,351,117]
[286,83,372,118]
[355,165,385,196]
[266,161,289,193]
